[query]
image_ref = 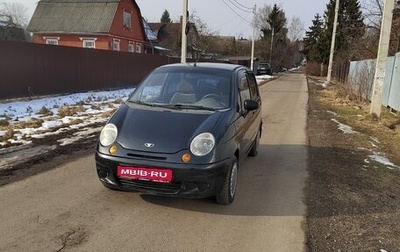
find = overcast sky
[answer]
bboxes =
[7,0,329,38]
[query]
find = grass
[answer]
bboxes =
[38,106,54,117]
[0,118,9,127]
[58,105,86,117]
[316,80,400,164]
[14,118,44,129]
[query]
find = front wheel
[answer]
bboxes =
[216,157,238,205]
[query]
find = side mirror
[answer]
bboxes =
[244,99,259,111]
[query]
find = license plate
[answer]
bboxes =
[117,166,173,183]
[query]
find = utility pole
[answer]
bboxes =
[269,27,274,64]
[324,0,340,88]
[370,0,395,117]
[250,4,256,71]
[181,0,188,63]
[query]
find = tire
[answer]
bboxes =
[216,157,238,205]
[248,129,260,157]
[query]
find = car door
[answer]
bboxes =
[235,69,256,162]
[246,71,262,145]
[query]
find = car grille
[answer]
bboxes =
[127,153,167,160]
[119,178,181,193]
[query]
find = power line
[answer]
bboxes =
[227,0,252,13]
[232,0,253,11]
[219,0,251,24]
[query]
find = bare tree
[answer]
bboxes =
[361,0,383,30]
[0,2,29,28]
[288,17,304,42]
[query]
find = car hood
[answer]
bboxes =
[111,104,222,154]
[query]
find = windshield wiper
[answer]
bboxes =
[128,100,156,107]
[163,104,217,111]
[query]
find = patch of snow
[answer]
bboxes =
[0,88,134,121]
[327,110,338,116]
[331,118,359,134]
[369,141,379,148]
[58,126,103,146]
[369,152,399,170]
[256,75,274,84]
[41,120,63,129]
[0,88,133,147]
[370,136,380,144]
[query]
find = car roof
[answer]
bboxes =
[157,62,251,72]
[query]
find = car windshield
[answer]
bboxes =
[128,67,232,110]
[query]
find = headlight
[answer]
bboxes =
[190,132,215,156]
[100,124,118,146]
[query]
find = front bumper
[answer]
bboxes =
[95,152,231,199]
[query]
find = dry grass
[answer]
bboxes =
[67,118,84,125]
[38,106,54,117]
[58,105,86,117]
[317,81,400,164]
[14,118,44,129]
[102,109,117,118]
[0,118,9,127]
[0,126,14,140]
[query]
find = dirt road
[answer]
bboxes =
[0,73,309,252]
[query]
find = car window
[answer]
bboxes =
[132,72,166,101]
[238,71,251,111]
[247,73,259,99]
[129,67,232,110]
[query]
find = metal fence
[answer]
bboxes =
[348,52,400,111]
[0,41,180,100]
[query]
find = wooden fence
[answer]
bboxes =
[0,41,180,100]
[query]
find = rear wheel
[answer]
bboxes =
[248,129,260,157]
[216,157,238,205]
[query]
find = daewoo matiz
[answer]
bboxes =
[95,63,262,204]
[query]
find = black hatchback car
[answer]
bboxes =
[95,63,262,204]
[256,62,272,76]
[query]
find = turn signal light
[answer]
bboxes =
[109,145,118,154]
[181,153,191,163]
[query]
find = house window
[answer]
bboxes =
[123,11,131,29]
[45,38,59,45]
[82,39,96,48]
[136,43,142,53]
[128,42,135,53]
[113,39,120,51]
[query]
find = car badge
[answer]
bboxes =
[144,143,155,148]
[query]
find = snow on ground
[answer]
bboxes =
[0,88,133,121]
[330,114,399,170]
[0,88,134,147]
[331,118,359,134]
[255,74,274,83]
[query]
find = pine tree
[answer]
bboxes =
[260,4,289,68]
[303,14,329,64]
[324,0,365,59]
[261,4,287,39]
[160,10,172,23]
[303,0,365,64]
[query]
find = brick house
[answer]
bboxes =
[27,0,147,53]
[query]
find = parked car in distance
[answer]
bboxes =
[256,62,272,76]
[95,62,263,204]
